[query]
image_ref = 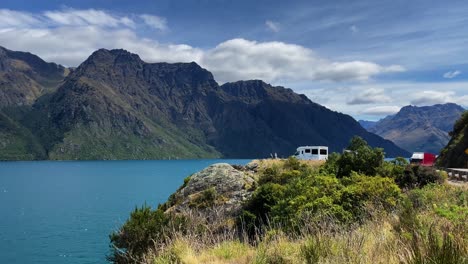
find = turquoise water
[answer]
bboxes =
[0,159,250,264]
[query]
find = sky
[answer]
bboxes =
[1,0,468,120]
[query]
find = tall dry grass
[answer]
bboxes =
[140,206,467,264]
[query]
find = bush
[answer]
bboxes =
[341,173,401,219]
[334,136,385,177]
[396,165,445,189]
[109,205,186,263]
[189,187,218,208]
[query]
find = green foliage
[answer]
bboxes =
[333,136,385,177]
[111,136,466,263]
[242,151,402,234]
[189,187,218,209]
[243,183,286,225]
[283,156,302,170]
[406,227,467,264]
[341,173,401,218]
[300,234,331,264]
[451,111,468,136]
[109,205,186,263]
[406,184,467,224]
[347,136,368,151]
[434,204,468,222]
[396,165,445,189]
[320,152,340,175]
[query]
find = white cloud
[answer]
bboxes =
[0,9,42,28]
[350,25,359,33]
[443,70,461,79]
[347,87,391,105]
[0,9,403,84]
[298,81,468,120]
[265,20,280,32]
[361,106,401,116]
[43,9,135,28]
[410,90,457,105]
[140,14,167,31]
[201,39,404,83]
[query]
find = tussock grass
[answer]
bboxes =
[250,159,324,172]
[143,202,467,264]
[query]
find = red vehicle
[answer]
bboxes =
[410,152,437,166]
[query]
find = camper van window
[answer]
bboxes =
[320,149,327,155]
[312,149,318,155]
[305,149,311,153]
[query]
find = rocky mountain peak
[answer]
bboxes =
[367,103,466,153]
[220,80,309,104]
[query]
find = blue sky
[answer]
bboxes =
[1,0,467,120]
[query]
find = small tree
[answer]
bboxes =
[336,136,384,177]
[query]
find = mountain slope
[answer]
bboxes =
[27,49,221,159]
[214,80,408,157]
[365,104,465,153]
[437,111,468,168]
[0,46,67,160]
[0,47,408,160]
[0,46,67,107]
[358,120,377,130]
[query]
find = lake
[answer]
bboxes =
[0,159,250,264]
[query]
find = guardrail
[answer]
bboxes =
[443,168,468,182]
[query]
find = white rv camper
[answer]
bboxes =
[294,146,328,160]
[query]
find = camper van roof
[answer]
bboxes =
[297,146,328,149]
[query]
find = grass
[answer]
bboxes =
[141,183,467,264]
[144,206,467,264]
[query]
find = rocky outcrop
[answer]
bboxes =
[165,163,256,225]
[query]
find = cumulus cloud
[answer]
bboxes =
[140,14,167,31]
[347,87,391,105]
[410,90,459,106]
[0,8,404,84]
[201,39,404,83]
[265,20,280,32]
[361,106,401,116]
[443,70,461,79]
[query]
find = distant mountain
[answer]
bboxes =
[358,120,378,130]
[0,46,67,107]
[437,112,468,168]
[0,47,68,160]
[0,47,409,160]
[363,104,466,154]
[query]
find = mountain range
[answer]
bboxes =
[0,46,408,160]
[359,103,466,154]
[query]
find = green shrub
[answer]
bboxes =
[335,136,385,177]
[396,165,445,189]
[109,205,182,263]
[320,152,340,175]
[341,173,401,219]
[189,187,218,208]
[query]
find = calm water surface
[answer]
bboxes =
[0,159,250,264]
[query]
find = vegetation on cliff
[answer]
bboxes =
[437,111,468,168]
[109,137,466,264]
